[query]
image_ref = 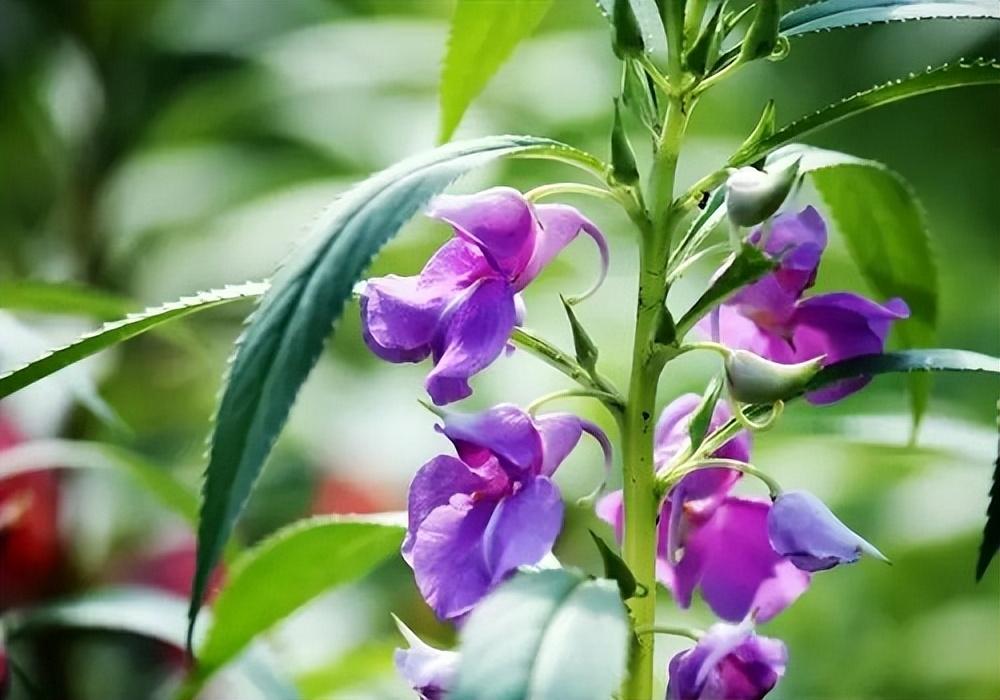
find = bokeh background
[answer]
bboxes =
[0,0,998,698]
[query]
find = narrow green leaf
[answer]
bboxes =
[561,295,599,374]
[191,136,573,642]
[193,516,404,685]
[452,569,629,700]
[806,349,999,390]
[780,0,998,36]
[772,145,938,425]
[976,403,999,581]
[685,0,725,75]
[676,244,777,335]
[610,99,640,185]
[731,60,1000,167]
[438,0,554,142]
[588,530,637,599]
[621,59,659,132]
[0,282,267,400]
[0,439,199,528]
[0,281,132,318]
[689,374,724,451]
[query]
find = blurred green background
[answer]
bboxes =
[0,0,997,698]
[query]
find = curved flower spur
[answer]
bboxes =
[360,187,609,405]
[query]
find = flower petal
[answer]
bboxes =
[518,204,610,300]
[427,187,537,280]
[482,476,563,584]
[751,206,827,297]
[596,490,624,541]
[439,403,543,477]
[533,413,584,477]
[404,455,490,560]
[408,495,497,620]
[426,278,517,405]
[393,618,458,700]
[791,293,910,404]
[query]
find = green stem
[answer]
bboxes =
[634,624,704,641]
[525,388,623,415]
[620,94,690,700]
[525,181,624,206]
[510,327,624,405]
[660,457,783,499]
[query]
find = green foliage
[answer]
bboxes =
[0,281,133,319]
[589,530,638,599]
[452,568,629,700]
[190,135,582,642]
[739,0,781,62]
[596,0,670,67]
[806,349,1000,390]
[294,641,397,699]
[610,99,640,185]
[976,408,1000,580]
[732,59,1000,166]
[684,0,725,75]
[780,0,999,36]
[675,243,776,334]
[688,374,724,451]
[562,295,600,375]
[439,0,554,142]
[0,282,267,400]
[192,516,405,686]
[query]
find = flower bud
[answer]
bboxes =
[724,157,800,228]
[725,349,823,404]
[610,99,639,186]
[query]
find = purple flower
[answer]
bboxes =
[768,490,889,572]
[393,616,458,700]
[708,207,910,404]
[361,187,608,405]
[666,621,787,700]
[405,403,611,620]
[597,395,809,623]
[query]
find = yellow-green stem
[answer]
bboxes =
[621,99,689,700]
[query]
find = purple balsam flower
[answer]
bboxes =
[406,403,611,620]
[597,395,810,623]
[768,490,889,572]
[361,187,608,405]
[666,621,787,700]
[708,207,909,404]
[393,616,458,700]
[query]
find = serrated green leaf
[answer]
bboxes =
[780,0,998,36]
[190,135,577,643]
[676,244,777,335]
[770,145,938,426]
[0,439,199,528]
[192,516,405,689]
[452,568,628,700]
[0,282,267,401]
[976,405,1000,581]
[589,530,637,599]
[731,60,1000,167]
[805,349,999,390]
[689,374,724,451]
[438,0,553,142]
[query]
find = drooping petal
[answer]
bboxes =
[403,455,492,560]
[408,495,498,620]
[426,278,517,405]
[482,477,564,585]
[667,622,787,700]
[596,490,624,541]
[360,239,490,363]
[750,206,827,297]
[394,617,458,700]
[427,187,538,280]
[665,498,809,622]
[438,404,543,477]
[517,203,610,300]
[533,413,584,477]
[768,490,888,572]
[790,293,909,403]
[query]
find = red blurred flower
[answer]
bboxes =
[0,418,62,611]
[118,536,224,602]
[312,474,397,516]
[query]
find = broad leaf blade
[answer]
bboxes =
[452,568,628,700]
[770,145,938,425]
[439,0,554,142]
[194,516,404,685]
[780,0,998,36]
[0,282,267,400]
[731,60,1000,167]
[191,135,570,640]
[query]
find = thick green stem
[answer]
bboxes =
[621,99,689,700]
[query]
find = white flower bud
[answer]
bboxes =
[725,349,824,403]
[724,158,800,228]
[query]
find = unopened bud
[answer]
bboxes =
[724,157,800,228]
[725,349,823,403]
